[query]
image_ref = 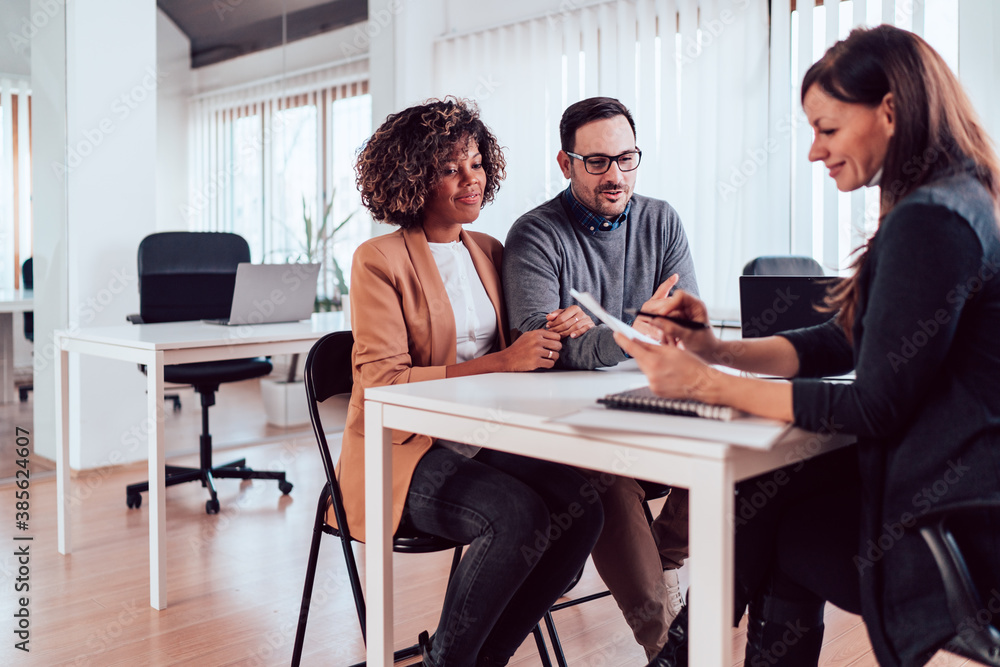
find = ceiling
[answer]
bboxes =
[158,0,368,68]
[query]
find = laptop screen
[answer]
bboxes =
[739,275,842,338]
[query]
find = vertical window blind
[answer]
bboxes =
[432,0,771,310]
[0,76,31,292]
[187,57,371,306]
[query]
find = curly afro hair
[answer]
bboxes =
[355,97,507,229]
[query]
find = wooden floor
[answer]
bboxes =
[0,382,972,666]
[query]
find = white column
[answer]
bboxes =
[959,0,1000,146]
[32,0,158,467]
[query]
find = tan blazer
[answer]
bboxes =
[336,226,508,542]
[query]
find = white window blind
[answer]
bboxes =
[432,0,771,310]
[188,57,372,306]
[0,77,31,292]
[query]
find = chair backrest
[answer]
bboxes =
[742,255,824,276]
[304,331,356,539]
[137,232,250,324]
[22,258,32,341]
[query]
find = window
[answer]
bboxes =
[188,59,371,308]
[0,79,32,292]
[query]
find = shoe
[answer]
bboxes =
[646,601,688,667]
[664,569,684,627]
[418,630,435,667]
[744,592,825,667]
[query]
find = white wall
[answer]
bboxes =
[156,10,192,232]
[959,0,1000,147]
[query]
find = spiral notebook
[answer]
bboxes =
[598,386,740,421]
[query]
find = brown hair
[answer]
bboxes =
[559,97,636,154]
[355,97,507,229]
[802,25,1000,339]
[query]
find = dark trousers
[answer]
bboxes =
[734,445,864,628]
[401,446,605,667]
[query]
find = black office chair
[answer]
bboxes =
[742,255,824,276]
[541,480,672,667]
[124,232,292,514]
[915,497,1000,665]
[291,331,553,666]
[19,258,32,402]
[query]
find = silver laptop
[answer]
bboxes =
[203,263,320,325]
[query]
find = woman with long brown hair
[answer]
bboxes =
[629,25,1000,667]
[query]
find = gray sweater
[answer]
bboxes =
[503,191,698,369]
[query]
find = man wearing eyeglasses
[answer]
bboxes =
[503,97,697,664]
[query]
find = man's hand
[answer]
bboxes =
[632,274,681,341]
[545,305,596,339]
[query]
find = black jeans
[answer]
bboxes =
[401,446,605,667]
[734,445,863,625]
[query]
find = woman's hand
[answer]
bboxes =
[613,332,722,403]
[545,305,595,339]
[636,289,720,361]
[501,329,562,371]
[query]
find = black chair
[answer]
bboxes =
[541,480,672,667]
[742,255,824,276]
[124,232,292,514]
[19,258,32,402]
[915,497,1000,665]
[291,331,553,666]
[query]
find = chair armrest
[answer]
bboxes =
[912,496,1000,528]
[913,495,1000,661]
[126,314,144,324]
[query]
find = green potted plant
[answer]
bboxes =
[261,191,357,426]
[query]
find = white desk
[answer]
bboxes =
[0,288,33,404]
[364,368,851,667]
[54,311,348,610]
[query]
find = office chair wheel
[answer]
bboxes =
[206,498,220,514]
[127,492,143,509]
[279,481,293,495]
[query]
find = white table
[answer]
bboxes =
[54,311,348,609]
[363,367,852,666]
[0,288,33,403]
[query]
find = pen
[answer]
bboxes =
[624,308,708,330]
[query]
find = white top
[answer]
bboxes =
[427,240,497,362]
[427,239,498,458]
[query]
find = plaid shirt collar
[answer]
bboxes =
[561,186,631,236]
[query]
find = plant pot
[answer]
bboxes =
[260,378,310,427]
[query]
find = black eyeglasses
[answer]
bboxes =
[565,149,642,175]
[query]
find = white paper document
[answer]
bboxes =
[551,405,793,449]
[570,289,661,345]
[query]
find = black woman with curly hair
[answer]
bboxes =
[336,98,605,667]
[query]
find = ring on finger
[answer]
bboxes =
[547,349,553,359]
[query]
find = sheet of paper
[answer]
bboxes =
[570,289,661,345]
[551,405,793,449]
